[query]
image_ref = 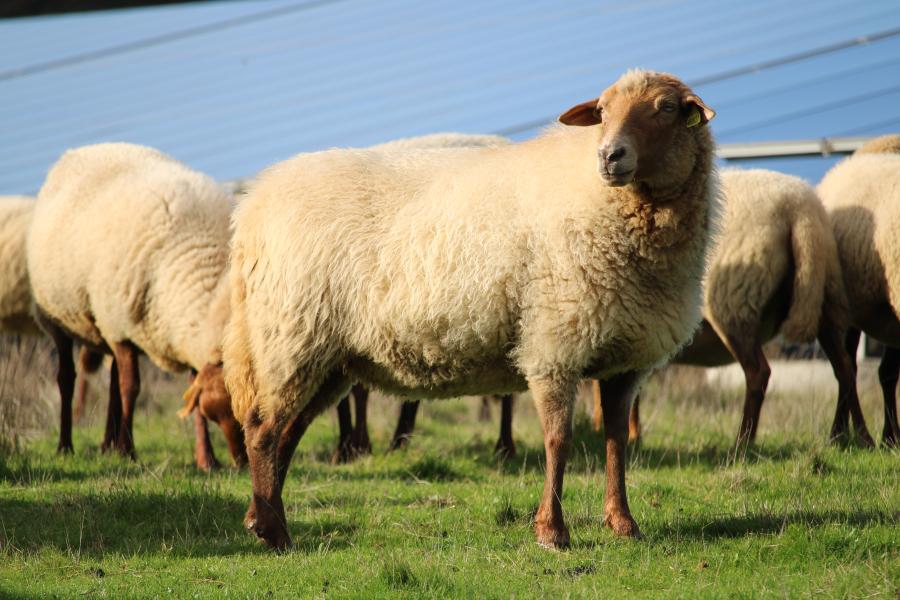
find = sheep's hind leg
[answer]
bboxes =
[194,410,221,472]
[820,321,874,447]
[530,377,576,549]
[101,358,122,452]
[50,330,76,454]
[111,341,140,460]
[332,384,371,462]
[599,371,643,539]
[495,394,516,459]
[878,346,899,447]
[720,332,770,447]
[389,400,420,451]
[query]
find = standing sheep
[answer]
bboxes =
[224,69,719,550]
[27,143,246,469]
[1,195,102,450]
[818,140,900,446]
[595,169,874,446]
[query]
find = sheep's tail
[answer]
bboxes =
[780,212,827,342]
[221,251,258,426]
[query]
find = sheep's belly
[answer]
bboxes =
[346,354,528,400]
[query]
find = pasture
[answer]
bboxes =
[0,343,897,599]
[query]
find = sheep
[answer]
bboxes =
[818,142,900,446]
[1,195,103,450]
[223,69,719,550]
[855,134,900,156]
[27,143,246,469]
[594,168,874,446]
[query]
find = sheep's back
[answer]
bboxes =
[28,143,232,369]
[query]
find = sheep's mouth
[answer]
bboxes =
[601,169,635,187]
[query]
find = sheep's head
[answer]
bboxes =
[558,70,715,188]
[179,363,231,422]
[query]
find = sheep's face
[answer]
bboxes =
[558,70,715,188]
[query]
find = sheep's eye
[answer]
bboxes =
[660,101,677,113]
[593,106,603,120]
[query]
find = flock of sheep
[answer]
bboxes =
[0,69,898,551]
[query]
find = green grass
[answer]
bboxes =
[0,371,898,599]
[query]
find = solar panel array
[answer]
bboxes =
[2,0,899,193]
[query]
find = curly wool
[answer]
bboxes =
[27,143,234,372]
[224,70,720,423]
[0,196,39,334]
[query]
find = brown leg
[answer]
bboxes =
[245,371,351,550]
[194,409,221,472]
[591,379,603,432]
[599,371,642,538]
[530,378,575,549]
[389,400,420,451]
[73,347,102,422]
[50,331,75,454]
[479,395,491,422]
[495,394,516,459]
[243,407,291,551]
[819,319,874,446]
[331,395,354,463]
[350,384,372,456]
[101,358,122,452]
[721,333,770,446]
[628,394,641,445]
[111,341,140,459]
[878,346,900,447]
[191,364,248,467]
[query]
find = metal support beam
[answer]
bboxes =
[717,136,872,160]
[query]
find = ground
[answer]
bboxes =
[0,360,897,599]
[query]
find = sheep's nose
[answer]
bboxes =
[605,146,627,162]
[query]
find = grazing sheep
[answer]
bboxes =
[1,195,103,449]
[818,145,900,446]
[595,169,874,446]
[224,69,719,550]
[27,143,246,468]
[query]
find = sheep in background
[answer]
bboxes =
[819,142,900,446]
[27,143,246,469]
[0,195,103,450]
[224,69,719,550]
[597,169,874,446]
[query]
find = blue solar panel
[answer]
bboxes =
[2,0,899,193]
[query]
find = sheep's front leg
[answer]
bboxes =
[599,371,642,538]
[194,410,221,472]
[530,377,575,549]
[243,407,291,551]
[111,341,140,459]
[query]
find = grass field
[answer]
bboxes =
[0,355,897,599]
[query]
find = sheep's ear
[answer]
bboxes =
[178,381,202,419]
[558,98,602,126]
[683,94,715,127]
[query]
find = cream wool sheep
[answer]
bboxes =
[28,143,246,467]
[819,150,900,445]
[224,69,719,550]
[0,196,38,334]
[855,134,900,156]
[600,169,874,446]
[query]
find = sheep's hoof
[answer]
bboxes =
[56,443,74,455]
[196,455,222,473]
[856,429,876,449]
[603,510,642,539]
[883,427,899,448]
[534,520,570,550]
[331,441,370,464]
[244,508,291,551]
[388,435,411,452]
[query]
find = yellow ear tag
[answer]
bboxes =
[686,107,702,128]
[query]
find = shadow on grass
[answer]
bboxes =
[0,488,357,558]
[658,508,896,540]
